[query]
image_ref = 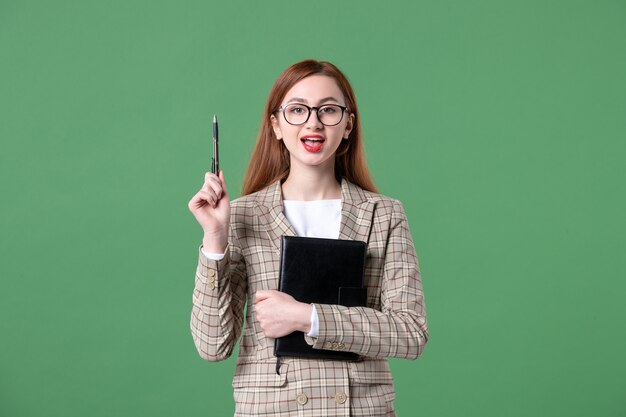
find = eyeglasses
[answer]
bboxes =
[276,103,349,126]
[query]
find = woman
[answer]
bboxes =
[188,59,428,416]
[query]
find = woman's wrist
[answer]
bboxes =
[202,230,228,253]
[296,302,313,333]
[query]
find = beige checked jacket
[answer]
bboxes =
[191,179,428,417]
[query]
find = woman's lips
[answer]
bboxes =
[301,136,325,153]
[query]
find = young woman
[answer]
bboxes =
[188,59,428,416]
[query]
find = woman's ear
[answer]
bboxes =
[343,113,355,139]
[270,114,282,140]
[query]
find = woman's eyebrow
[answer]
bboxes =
[285,96,342,104]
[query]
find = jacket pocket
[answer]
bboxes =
[349,359,395,385]
[231,362,295,416]
[232,362,289,388]
[349,360,396,415]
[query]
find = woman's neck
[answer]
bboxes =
[282,164,341,201]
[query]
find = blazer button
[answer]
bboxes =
[296,393,308,405]
[335,392,347,404]
[207,281,216,290]
[324,342,333,349]
[338,343,345,350]
[208,269,216,278]
[207,276,216,283]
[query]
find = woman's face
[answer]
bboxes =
[271,75,354,173]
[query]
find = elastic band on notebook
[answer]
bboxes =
[275,356,282,375]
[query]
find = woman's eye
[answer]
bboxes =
[320,106,337,114]
[289,106,306,114]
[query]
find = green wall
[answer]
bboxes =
[1,1,625,416]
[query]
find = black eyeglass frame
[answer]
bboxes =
[276,103,350,126]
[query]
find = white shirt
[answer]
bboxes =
[201,199,342,338]
[283,199,341,238]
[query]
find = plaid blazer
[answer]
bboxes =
[191,179,428,416]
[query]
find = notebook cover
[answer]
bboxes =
[274,236,367,361]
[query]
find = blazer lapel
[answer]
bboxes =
[254,180,296,253]
[254,179,375,250]
[338,180,376,243]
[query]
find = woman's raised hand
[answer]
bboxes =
[188,170,230,253]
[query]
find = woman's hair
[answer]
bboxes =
[242,59,377,196]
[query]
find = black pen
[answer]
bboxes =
[212,114,219,174]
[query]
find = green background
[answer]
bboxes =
[1,0,625,416]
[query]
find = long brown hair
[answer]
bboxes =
[242,59,377,196]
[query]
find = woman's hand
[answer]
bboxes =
[255,290,313,338]
[188,170,230,253]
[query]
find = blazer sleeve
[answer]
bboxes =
[190,238,247,362]
[305,200,428,359]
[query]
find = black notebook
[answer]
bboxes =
[274,236,368,361]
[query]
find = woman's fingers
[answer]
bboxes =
[189,171,231,216]
[255,290,274,303]
[188,171,231,247]
[254,290,310,338]
[188,189,218,210]
[203,171,227,200]
[199,190,218,207]
[218,170,228,198]
[203,174,222,197]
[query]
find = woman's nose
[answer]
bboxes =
[304,109,324,129]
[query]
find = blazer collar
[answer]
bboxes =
[254,178,375,252]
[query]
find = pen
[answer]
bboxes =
[212,114,219,174]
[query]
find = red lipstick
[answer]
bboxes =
[300,135,325,153]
